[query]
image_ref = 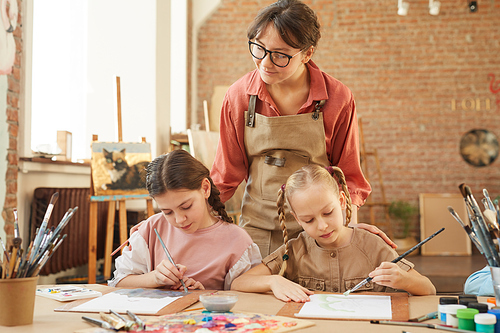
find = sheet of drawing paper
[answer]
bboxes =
[70,289,183,314]
[295,294,392,320]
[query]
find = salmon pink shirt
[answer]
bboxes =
[109,213,262,290]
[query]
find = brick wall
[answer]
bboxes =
[196,0,500,236]
[2,0,22,243]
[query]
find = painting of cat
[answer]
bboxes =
[90,141,151,196]
[101,148,149,191]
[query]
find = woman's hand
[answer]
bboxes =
[368,262,406,290]
[348,223,397,249]
[269,275,314,303]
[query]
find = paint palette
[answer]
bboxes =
[143,311,315,332]
[199,291,238,312]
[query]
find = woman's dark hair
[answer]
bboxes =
[247,0,321,51]
[146,149,233,223]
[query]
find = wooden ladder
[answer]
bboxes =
[358,118,393,238]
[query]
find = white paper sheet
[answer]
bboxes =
[295,294,392,320]
[70,289,183,314]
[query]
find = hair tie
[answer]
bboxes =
[282,254,289,261]
[326,166,334,175]
[281,184,286,192]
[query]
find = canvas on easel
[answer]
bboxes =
[91,141,151,196]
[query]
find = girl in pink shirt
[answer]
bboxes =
[109,150,261,290]
[231,164,435,301]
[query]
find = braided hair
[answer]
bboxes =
[276,164,352,276]
[146,150,233,223]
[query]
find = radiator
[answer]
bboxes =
[31,188,109,275]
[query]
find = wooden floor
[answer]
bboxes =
[410,254,488,294]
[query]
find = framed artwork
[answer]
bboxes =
[460,129,499,167]
[91,142,151,196]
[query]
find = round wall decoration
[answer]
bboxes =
[459,129,499,167]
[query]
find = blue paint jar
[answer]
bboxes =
[487,309,500,333]
[475,313,497,333]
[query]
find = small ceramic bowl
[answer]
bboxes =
[199,292,238,312]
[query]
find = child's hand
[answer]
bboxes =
[269,275,314,303]
[153,260,188,287]
[171,277,205,290]
[368,262,407,290]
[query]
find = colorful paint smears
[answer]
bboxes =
[142,311,307,332]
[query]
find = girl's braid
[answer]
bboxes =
[328,166,352,225]
[277,185,289,276]
[207,177,234,223]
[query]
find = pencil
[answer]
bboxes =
[344,227,445,296]
[110,239,129,256]
[154,228,188,293]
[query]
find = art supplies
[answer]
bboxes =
[295,294,392,320]
[277,292,409,321]
[409,310,438,322]
[64,288,187,315]
[344,227,445,296]
[449,185,500,268]
[36,285,102,301]
[0,194,77,279]
[370,320,474,333]
[135,311,314,333]
[154,228,188,293]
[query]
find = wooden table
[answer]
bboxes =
[0,285,481,332]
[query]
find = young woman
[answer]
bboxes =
[108,150,262,290]
[231,164,436,302]
[210,0,387,256]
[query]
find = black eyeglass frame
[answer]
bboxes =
[248,41,301,68]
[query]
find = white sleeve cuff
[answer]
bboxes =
[223,243,262,290]
[107,232,151,287]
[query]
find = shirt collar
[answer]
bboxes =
[245,60,329,106]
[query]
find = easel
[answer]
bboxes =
[358,117,393,238]
[88,77,155,284]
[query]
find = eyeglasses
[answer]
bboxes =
[248,41,302,68]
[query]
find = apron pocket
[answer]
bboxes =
[260,150,310,201]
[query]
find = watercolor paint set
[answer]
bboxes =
[36,285,102,301]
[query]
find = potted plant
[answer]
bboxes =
[388,200,419,254]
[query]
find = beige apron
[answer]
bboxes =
[242,95,330,256]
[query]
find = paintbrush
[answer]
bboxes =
[459,184,500,267]
[110,238,130,257]
[0,237,9,263]
[29,192,59,263]
[344,228,445,296]
[100,312,125,330]
[13,208,19,239]
[126,310,145,331]
[154,228,188,293]
[448,206,483,254]
[484,189,496,212]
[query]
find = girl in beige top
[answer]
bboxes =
[231,164,436,302]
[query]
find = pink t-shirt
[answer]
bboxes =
[111,213,258,290]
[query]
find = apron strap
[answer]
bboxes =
[246,95,257,127]
[312,100,326,120]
